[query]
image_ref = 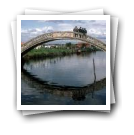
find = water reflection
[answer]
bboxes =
[23,52,106,87]
[21,51,106,105]
[21,69,106,100]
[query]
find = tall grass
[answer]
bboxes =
[24,46,100,60]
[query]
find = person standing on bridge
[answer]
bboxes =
[73,26,79,32]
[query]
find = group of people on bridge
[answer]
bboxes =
[73,26,87,35]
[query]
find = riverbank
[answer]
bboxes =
[23,46,100,60]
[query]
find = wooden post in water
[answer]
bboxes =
[92,58,96,98]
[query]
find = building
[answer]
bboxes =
[44,45,51,48]
[76,42,91,49]
[21,42,24,46]
[35,45,45,49]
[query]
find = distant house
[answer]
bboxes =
[21,42,24,46]
[50,45,58,48]
[35,45,44,49]
[44,45,51,48]
[76,42,91,49]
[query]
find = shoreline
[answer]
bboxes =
[23,46,101,61]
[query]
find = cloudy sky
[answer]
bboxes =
[21,20,106,44]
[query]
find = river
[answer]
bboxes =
[21,51,106,105]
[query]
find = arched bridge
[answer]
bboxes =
[21,31,106,56]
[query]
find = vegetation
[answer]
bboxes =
[24,47,75,59]
[23,42,101,60]
[88,46,101,51]
[65,42,72,48]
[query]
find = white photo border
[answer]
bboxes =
[17,15,110,110]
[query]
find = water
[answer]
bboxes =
[21,51,106,105]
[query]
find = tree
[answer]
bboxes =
[81,43,86,49]
[65,42,72,48]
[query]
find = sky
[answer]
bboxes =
[21,20,106,44]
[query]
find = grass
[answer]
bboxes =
[23,46,101,60]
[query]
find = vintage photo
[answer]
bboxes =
[17,15,110,110]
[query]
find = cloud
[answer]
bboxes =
[21,26,54,42]
[21,20,106,43]
[21,29,29,34]
[88,28,106,35]
[38,20,64,23]
[56,23,74,31]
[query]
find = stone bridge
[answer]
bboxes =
[21,31,106,56]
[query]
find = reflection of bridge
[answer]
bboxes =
[21,31,106,56]
[21,68,106,101]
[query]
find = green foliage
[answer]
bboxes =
[65,42,72,48]
[24,45,101,60]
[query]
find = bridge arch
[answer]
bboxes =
[21,31,106,56]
